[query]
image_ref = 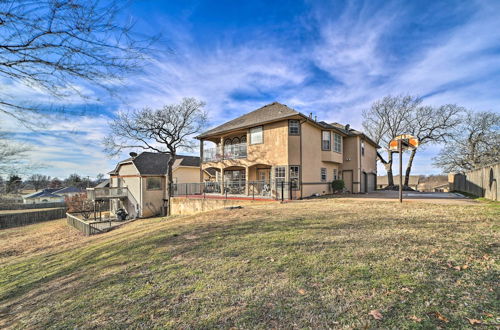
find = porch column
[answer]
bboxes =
[220,136,224,160]
[245,166,250,195]
[199,139,204,182]
[220,167,224,194]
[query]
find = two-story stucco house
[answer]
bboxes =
[196,102,379,199]
[88,152,201,218]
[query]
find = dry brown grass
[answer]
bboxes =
[0,198,498,328]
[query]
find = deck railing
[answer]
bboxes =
[203,143,247,162]
[87,187,129,200]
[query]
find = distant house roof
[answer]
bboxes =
[109,152,201,176]
[196,102,380,148]
[94,179,110,188]
[23,188,65,199]
[54,187,84,194]
[377,175,420,186]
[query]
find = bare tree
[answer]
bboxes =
[103,98,207,215]
[362,95,420,186]
[402,104,463,186]
[27,174,51,191]
[0,0,156,126]
[433,111,500,173]
[363,95,463,188]
[0,132,31,175]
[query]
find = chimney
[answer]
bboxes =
[309,112,313,119]
[314,115,317,122]
[129,152,138,158]
[345,124,350,131]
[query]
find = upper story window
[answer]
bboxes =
[361,141,365,156]
[322,131,331,150]
[249,126,263,144]
[146,177,162,190]
[289,120,300,135]
[321,168,327,182]
[334,133,342,153]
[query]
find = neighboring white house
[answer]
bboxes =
[22,187,84,204]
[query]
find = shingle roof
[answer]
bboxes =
[330,122,380,148]
[95,179,110,188]
[197,102,300,138]
[196,102,379,149]
[54,187,84,194]
[110,152,200,176]
[23,188,64,199]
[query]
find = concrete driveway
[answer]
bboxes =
[340,190,474,204]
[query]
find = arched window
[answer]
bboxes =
[224,139,232,155]
[232,137,240,145]
[241,135,247,144]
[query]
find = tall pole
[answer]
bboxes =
[399,140,403,203]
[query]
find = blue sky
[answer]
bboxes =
[1,0,499,179]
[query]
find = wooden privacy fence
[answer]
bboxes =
[450,163,499,201]
[0,202,66,210]
[0,208,67,229]
[66,213,111,236]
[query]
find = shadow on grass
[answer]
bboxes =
[0,204,498,328]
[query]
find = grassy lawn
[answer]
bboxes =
[0,199,498,328]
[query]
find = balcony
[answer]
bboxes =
[203,143,247,162]
[87,187,129,200]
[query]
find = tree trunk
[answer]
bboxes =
[165,155,176,216]
[377,151,394,186]
[386,151,394,186]
[404,149,417,187]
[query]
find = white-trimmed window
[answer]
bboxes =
[321,168,327,182]
[290,165,300,190]
[322,131,331,150]
[275,166,286,183]
[334,133,342,153]
[361,141,365,156]
[146,177,162,190]
[289,120,300,135]
[250,126,263,144]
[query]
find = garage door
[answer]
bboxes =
[366,173,376,192]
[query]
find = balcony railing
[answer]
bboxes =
[87,187,129,200]
[203,143,247,162]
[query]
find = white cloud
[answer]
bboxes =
[2,0,499,178]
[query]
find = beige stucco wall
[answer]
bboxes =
[298,122,342,197]
[361,140,377,174]
[341,136,360,193]
[141,176,165,218]
[200,118,377,197]
[174,166,201,183]
[170,197,271,216]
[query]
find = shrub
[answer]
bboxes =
[66,193,93,220]
[331,180,345,192]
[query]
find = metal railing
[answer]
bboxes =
[87,187,129,200]
[203,143,247,162]
[171,180,337,201]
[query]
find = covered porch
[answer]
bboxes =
[178,164,276,199]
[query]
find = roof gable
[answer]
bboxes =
[197,102,300,138]
[111,152,200,176]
